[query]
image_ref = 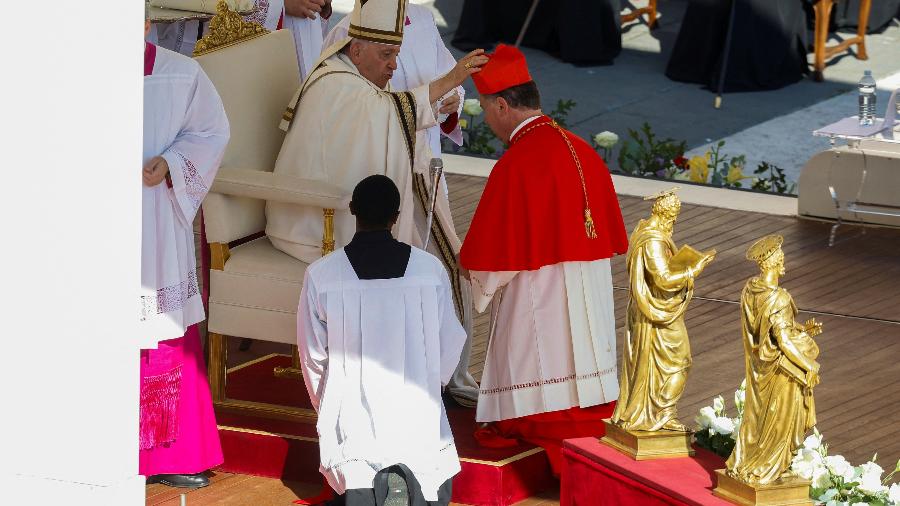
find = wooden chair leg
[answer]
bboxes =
[648,0,658,28]
[208,332,227,402]
[856,0,871,60]
[813,0,834,82]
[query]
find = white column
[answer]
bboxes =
[0,2,145,504]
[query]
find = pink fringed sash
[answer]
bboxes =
[139,364,182,450]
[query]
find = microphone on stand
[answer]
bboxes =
[423,157,444,251]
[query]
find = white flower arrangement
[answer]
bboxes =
[696,386,900,505]
[790,428,899,505]
[693,380,745,458]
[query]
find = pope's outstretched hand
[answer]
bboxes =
[429,49,488,105]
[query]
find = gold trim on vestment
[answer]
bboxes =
[516,120,598,239]
[387,92,466,320]
[348,24,403,45]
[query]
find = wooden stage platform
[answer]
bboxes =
[149,174,900,505]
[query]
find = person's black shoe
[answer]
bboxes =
[147,473,210,489]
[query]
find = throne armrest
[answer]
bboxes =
[212,168,350,210]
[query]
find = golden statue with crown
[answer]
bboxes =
[714,234,820,506]
[602,188,716,460]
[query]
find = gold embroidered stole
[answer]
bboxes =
[389,92,465,320]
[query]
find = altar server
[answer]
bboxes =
[459,45,628,473]
[140,13,229,488]
[297,175,466,504]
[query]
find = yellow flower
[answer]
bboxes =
[459,118,468,129]
[688,156,709,183]
[726,164,749,184]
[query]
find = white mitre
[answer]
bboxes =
[320,0,407,60]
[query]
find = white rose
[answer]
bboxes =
[713,395,725,414]
[888,483,900,505]
[858,461,884,479]
[803,433,822,451]
[856,471,887,496]
[812,465,833,490]
[824,455,855,482]
[463,99,483,116]
[731,417,741,437]
[792,448,824,480]
[711,416,735,435]
[696,406,716,430]
[593,131,619,149]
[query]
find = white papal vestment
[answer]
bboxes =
[323,3,465,157]
[297,248,466,500]
[142,45,229,347]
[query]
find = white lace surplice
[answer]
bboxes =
[297,248,466,501]
[142,46,229,348]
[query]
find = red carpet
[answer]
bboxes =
[560,437,732,506]
[216,354,555,505]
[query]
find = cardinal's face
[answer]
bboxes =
[480,95,508,141]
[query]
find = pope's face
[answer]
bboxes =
[351,41,400,89]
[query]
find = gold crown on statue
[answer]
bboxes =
[192,0,269,57]
[746,234,784,265]
[645,187,681,217]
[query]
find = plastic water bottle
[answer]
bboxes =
[858,70,876,126]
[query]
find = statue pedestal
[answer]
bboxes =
[599,419,695,460]
[713,469,812,506]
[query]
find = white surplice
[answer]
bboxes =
[323,3,464,157]
[297,248,466,500]
[142,45,229,348]
[470,259,619,423]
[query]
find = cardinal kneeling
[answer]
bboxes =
[459,45,629,474]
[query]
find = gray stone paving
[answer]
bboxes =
[330,0,900,184]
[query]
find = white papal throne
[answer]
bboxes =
[193,2,346,423]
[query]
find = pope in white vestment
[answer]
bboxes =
[269,0,487,405]
[323,2,465,158]
[297,175,466,502]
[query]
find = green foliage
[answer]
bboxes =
[694,429,736,460]
[547,99,577,128]
[461,116,498,156]
[752,161,797,195]
[616,122,687,178]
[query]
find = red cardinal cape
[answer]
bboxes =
[460,115,628,271]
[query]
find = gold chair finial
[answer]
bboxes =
[193,0,269,57]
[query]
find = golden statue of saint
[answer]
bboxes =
[611,189,715,432]
[727,235,821,485]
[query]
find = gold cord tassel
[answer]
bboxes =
[585,208,598,239]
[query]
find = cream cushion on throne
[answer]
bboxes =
[197,29,346,346]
